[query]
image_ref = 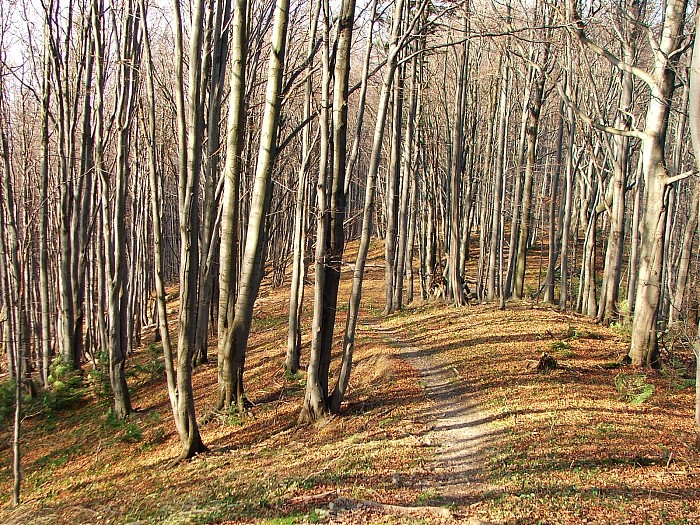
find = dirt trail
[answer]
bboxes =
[374,325,492,506]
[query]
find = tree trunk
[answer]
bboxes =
[227,0,291,410]
[487,55,509,302]
[447,11,468,306]
[217,0,248,408]
[286,0,321,375]
[394,45,419,309]
[514,55,547,300]
[170,0,208,458]
[92,0,133,419]
[629,0,688,367]
[329,0,414,415]
[384,60,404,314]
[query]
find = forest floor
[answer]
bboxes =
[1,240,700,524]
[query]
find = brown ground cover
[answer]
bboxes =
[0,241,698,524]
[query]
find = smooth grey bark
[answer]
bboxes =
[170,0,208,458]
[227,0,291,410]
[329,0,421,415]
[384,60,404,314]
[139,0,200,462]
[45,0,77,368]
[194,0,231,366]
[71,12,96,375]
[447,12,467,306]
[286,0,321,375]
[596,1,641,324]
[92,0,132,419]
[394,46,419,310]
[39,32,52,387]
[559,95,575,311]
[543,100,564,304]
[1,118,26,507]
[217,0,248,408]
[670,182,700,324]
[664,80,690,325]
[300,0,332,423]
[504,65,533,300]
[513,37,549,300]
[487,55,509,302]
[627,0,688,366]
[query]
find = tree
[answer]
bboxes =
[220,0,292,411]
[169,0,209,458]
[217,0,248,409]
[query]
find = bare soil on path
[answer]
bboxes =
[371,322,495,521]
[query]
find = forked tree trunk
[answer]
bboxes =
[92,0,132,419]
[194,0,231,366]
[226,0,290,410]
[301,1,332,421]
[139,0,204,461]
[169,0,208,458]
[629,0,688,367]
[217,0,248,408]
[596,5,639,323]
[514,47,548,299]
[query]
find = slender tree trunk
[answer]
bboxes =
[217,0,248,408]
[194,0,231,366]
[685,5,700,447]
[1,95,27,506]
[39,32,52,386]
[302,0,332,421]
[394,45,419,309]
[329,0,416,415]
[544,101,564,304]
[384,60,404,314]
[447,12,468,306]
[559,99,575,311]
[487,55,509,302]
[228,0,291,409]
[170,0,208,458]
[627,157,643,309]
[92,0,132,418]
[630,0,688,367]
[286,0,320,375]
[514,40,548,299]
[670,182,700,323]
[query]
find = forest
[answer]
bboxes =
[0,0,699,522]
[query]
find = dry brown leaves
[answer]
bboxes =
[0,241,698,524]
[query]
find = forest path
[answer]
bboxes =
[371,323,492,508]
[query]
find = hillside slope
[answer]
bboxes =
[1,249,698,524]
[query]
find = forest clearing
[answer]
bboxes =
[1,246,698,524]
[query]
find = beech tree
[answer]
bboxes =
[219,0,291,411]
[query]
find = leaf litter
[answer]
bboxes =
[0,243,698,524]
